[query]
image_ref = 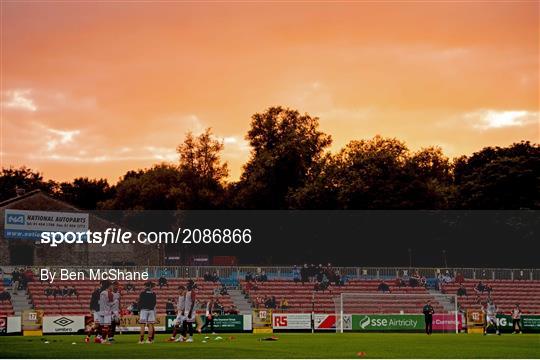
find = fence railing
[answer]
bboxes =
[3,265,540,281]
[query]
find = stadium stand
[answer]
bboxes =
[27,278,233,316]
[11,269,540,317]
[441,279,540,314]
[240,279,445,314]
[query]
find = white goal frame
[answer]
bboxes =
[336,292,459,334]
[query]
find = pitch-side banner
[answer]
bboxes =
[7,316,21,334]
[314,314,352,330]
[352,314,424,331]
[497,314,540,331]
[4,209,88,240]
[119,315,166,332]
[272,313,311,330]
[43,315,85,333]
[166,315,244,332]
[432,314,463,331]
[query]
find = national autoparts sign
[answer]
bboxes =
[352,314,424,331]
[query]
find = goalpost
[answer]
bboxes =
[335,292,459,334]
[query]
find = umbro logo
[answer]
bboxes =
[53,317,74,327]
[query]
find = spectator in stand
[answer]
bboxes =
[22,268,34,289]
[126,282,136,292]
[378,281,390,293]
[280,298,289,310]
[203,272,211,282]
[484,284,493,295]
[395,277,405,288]
[259,271,268,282]
[45,284,54,297]
[300,264,308,284]
[165,298,176,315]
[264,296,276,309]
[227,305,239,315]
[212,272,220,283]
[0,290,11,303]
[457,284,467,297]
[420,276,427,288]
[402,272,410,285]
[158,275,168,289]
[219,284,228,296]
[11,268,20,294]
[129,301,139,315]
[455,273,465,284]
[442,271,453,283]
[333,270,342,286]
[68,285,78,297]
[292,266,301,283]
[316,269,324,283]
[270,296,277,309]
[474,281,486,294]
[410,274,420,287]
[255,295,263,309]
[62,285,69,297]
[53,285,62,298]
[245,272,253,282]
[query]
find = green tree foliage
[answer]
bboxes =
[234,106,332,208]
[172,128,229,209]
[99,128,228,210]
[290,136,454,209]
[2,109,537,210]
[0,166,57,202]
[453,141,540,209]
[99,164,182,210]
[58,178,114,210]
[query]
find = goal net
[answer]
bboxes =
[334,292,459,334]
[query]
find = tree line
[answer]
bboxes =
[2,106,539,210]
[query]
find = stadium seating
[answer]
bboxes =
[0,285,14,316]
[441,279,540,314]
[27,278,233,316]
[240,279,445,314]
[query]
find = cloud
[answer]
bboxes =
[144,146,178,162]
[2,89,38,112]
[466,110,539,130]
[45,128,81,151]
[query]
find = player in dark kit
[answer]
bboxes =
[422,300,435,335]
[138,281,157,344]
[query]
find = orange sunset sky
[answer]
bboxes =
[1,1,538,182]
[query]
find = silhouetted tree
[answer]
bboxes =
[58,178,114,209]
[234,106,332,208]
[172,128,229,209]
[454,141,540,209]
[0,166,57,202]
[99,164,182,210]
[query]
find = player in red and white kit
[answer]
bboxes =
[108,281,121,342]
[511,304,523,334]
[181,280,197,342]
[95,280,115,344]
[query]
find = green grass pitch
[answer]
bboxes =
[0,333,539,358]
